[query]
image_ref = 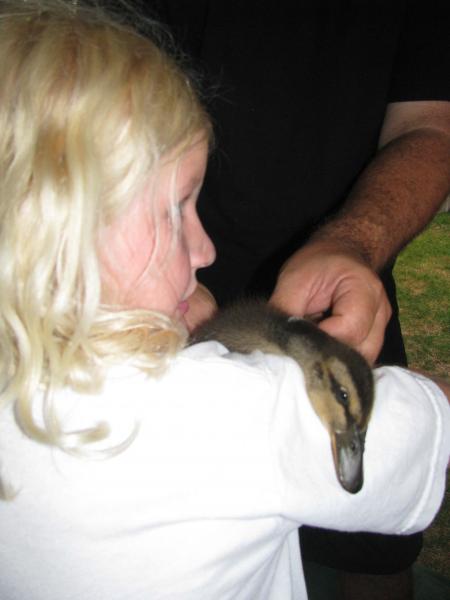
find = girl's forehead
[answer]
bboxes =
[134,136,208,210]
[161,134,209,166]
[155,137,209,185]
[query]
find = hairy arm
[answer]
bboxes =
[271,101,450,362]
[311,101,450,270]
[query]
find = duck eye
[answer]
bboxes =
[339,387,349,405]
[329,374,350,407]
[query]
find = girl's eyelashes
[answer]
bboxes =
[178,197,190,215]
[166,196,190,226]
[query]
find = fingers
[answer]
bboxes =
[269,243,392,364]
[318,280,391,364]
[355,296,392,363]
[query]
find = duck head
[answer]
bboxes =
[284,319,374,494]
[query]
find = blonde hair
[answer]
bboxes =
[0,0,211,455]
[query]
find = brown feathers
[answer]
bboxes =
[192,299,374,493]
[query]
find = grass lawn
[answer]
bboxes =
[393,212,449,578]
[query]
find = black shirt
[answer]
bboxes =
[154,1,450,365]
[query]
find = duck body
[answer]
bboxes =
[192,298,374,494]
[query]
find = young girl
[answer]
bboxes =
[0,2,448,599]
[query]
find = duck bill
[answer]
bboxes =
[331,426,365,494]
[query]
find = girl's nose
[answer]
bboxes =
[191,220,216,270]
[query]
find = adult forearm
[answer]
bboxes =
[310,127,450,271]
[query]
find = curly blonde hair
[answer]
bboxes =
[0,0,211,455]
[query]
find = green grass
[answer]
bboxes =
[393,212,449,578]
[394,213,449,378]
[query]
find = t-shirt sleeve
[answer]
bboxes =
[388,0,450,102]
[269,361,450,535]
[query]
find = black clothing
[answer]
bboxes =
[156,1,449,369]
[151,0,450,574]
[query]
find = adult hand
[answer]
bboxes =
[184,283,218,333]
[269,241,392,364]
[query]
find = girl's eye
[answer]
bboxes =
[167,199,188,225]
[179,198,189,215]
[175,197,190,219]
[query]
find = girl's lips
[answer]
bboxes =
[177,300,189,316]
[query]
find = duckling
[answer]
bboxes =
[191,298,374,494]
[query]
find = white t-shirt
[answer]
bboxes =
[0,341,448,600]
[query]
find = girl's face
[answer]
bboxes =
[99,137,215,323]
